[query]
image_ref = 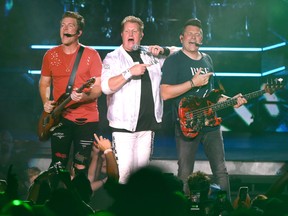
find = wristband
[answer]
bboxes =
[190,79,195,88]
[122,69,132,80]
[161,47,170,56]
[104,148,113,154]
[34,178,41,185]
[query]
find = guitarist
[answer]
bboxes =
[39,11,102,177]
[160,18,247,200]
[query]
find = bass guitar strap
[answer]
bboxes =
[65,45,85,95]
[202,52,225,93]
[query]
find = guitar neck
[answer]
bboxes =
[52,95,72,116]
[52,84,88,115]
[212,89,266,112]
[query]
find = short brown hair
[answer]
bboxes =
[61,11,85,32]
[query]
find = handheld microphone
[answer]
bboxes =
[132,44,164,55]
[64,33,78,37]
[132,44,149,53]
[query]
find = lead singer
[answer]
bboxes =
[101,15,177,183]
[160,18,247,199]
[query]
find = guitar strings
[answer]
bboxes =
[183,81,281,120]
[184,98,237,119]
[184,88,267,119]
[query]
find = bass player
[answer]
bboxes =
[160,18,247,200]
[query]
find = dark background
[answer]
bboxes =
[0,0,287,171]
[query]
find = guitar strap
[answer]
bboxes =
[65,45,85,95]
[202,52,225,92]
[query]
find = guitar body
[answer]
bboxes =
[178,78,284,138]
[37,77,96,141]
[178,89,223,138]
[37,94,69,141]
[37,111,57,141]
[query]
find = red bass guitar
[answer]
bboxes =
[178,78,284,138]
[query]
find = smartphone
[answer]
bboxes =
[190,191,201,211]
[238,186,248,202]
[191,192,200,203]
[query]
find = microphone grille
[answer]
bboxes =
[132,44,139,51]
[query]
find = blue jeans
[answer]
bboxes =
[175,125,230,199]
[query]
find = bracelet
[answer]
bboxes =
[104,148,113,154]
[190,79,195,88]
[122,69,132,80]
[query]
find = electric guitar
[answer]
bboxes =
[178,78,284,138]
[37,77,96,141]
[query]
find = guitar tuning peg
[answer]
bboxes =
[276,78,283,83]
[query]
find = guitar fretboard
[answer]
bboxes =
[212,89,266,112]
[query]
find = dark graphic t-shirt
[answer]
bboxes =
[161,50,219,131]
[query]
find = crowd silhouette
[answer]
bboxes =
[1,164,288,215]
[1,133,288,215]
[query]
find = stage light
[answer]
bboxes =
[233,106,254,126]
[31,41,286,52]
[29,44,286,77]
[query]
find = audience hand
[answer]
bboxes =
[232,193,251,209]
[93,133,112,152]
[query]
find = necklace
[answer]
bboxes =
[63,51,77,72]
[62,45,79,72]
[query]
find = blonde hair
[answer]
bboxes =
[121,16,144,33]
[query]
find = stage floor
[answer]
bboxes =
[151,131,288,197]
[153,131,288,162]
[26,131,288,199]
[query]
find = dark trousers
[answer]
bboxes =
[50,118,98,171]
[175,125,231,199]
